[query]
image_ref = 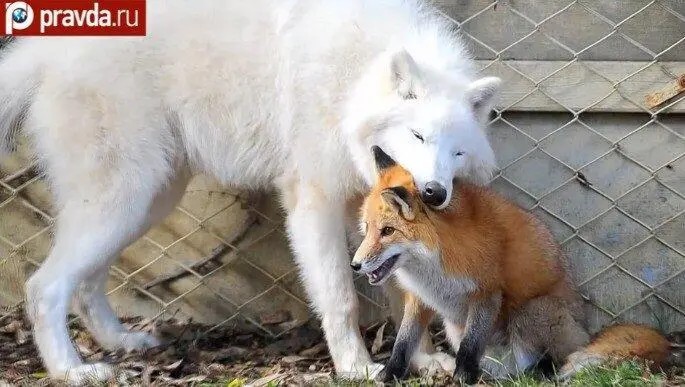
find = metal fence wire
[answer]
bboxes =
[1,0,684,346]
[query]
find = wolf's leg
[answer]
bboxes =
[284,182,383,380]
[25,181,169,384]
[24,97,177,384]
[386,282,456,376]
[73,173,188,352]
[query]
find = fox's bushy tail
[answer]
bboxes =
[0,39,39,155]
[558,324,684,380]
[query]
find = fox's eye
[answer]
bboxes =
[454,151,464,157]
[380,226,395,237]
[411,130,424,143]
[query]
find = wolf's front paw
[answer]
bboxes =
[337,362,385,380]
[118,331,161,352]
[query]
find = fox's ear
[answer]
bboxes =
[381,186,415,221]
[372,145,396,175]
[390,49,424,99]
[466,76,501,122]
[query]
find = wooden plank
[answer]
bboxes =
[645,74,685,109]
[475,60,685,113]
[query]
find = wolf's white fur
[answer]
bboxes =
[0,0,499,383]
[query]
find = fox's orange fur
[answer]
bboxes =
[354,148,683,382]
[359,162,581,327]
[353,151,588,381]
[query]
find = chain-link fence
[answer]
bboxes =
[1,0,683,346]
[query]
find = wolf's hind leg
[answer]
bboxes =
[73,173,188,352]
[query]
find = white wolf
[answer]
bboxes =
[0,0,500,383]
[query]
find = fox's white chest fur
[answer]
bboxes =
[394,255,477,323]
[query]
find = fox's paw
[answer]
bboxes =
[412,351,456,376]
[453,361,481,385]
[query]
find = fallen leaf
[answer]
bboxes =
[15,329,29,345]
[0,321,21,334]
[163,359,184,371]
[299,342,326,357]
[281,355,306,364]
[227,378,245,387]
[371,322,386,355]
[246,374,284,387]
[31,371,48,379]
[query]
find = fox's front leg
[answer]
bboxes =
[453,293,501,384]
[384,293,434,382]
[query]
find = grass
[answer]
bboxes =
[190,360,683,386]
[494,360,678,387]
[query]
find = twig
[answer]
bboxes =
[143,211,258,290]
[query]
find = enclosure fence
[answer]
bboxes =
[1,0,684,344]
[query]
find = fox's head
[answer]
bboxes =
[345,48,499,209]
[351,146,439,285]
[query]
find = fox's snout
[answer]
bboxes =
[350,252,373,273]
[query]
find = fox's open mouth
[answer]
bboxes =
[368,253,400,285]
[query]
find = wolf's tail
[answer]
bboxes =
[0,39,40,155]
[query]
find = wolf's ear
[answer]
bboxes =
[390,49,424,100]
[372,145,396,175]
[466,77,501,122]
[381,186,415,221]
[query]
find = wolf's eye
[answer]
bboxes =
[454,151,464,157]
[380,226,395,237]
[411,130,424,143]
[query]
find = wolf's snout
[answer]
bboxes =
[421,181,447,207]
[350,262,362,271]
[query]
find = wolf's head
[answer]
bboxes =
[350,146,439,286]
[345,49,499,209]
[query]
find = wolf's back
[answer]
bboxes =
[0,39,40,154]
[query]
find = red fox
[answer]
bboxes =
[559,324,685,379]
[351,146,590,382]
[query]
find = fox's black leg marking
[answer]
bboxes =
[383,317,422,382]
[454,334,484,384]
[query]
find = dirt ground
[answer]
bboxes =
[1,306,683,387]
[0,306,419,386]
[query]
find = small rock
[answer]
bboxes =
[308,364,316,371]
